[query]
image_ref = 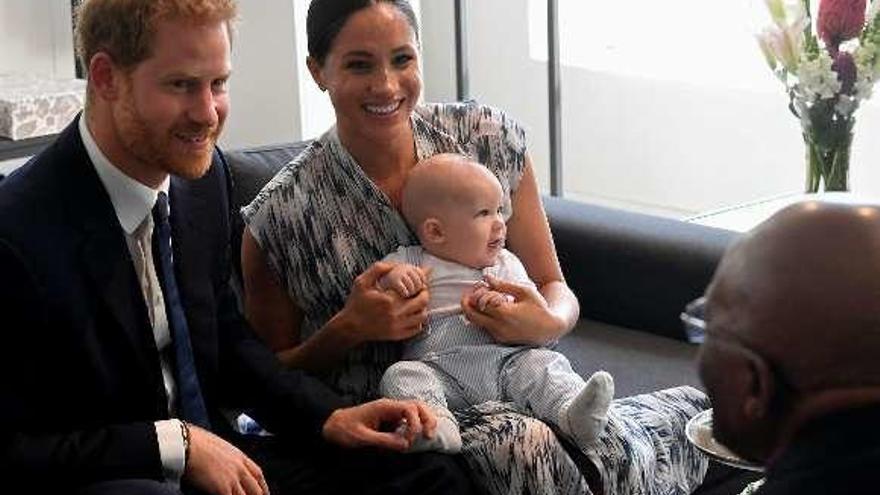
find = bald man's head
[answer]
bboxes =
[710,201,880,388]
[699,201,880,463]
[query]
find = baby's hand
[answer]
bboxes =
[378,263,428,298]
[470,281,514,311]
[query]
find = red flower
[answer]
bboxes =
[818,0,866,50]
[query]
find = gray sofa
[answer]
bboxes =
[224,142,759,494]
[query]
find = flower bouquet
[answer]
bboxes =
[758,0,880,191]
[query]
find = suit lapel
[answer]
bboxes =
[58,119,162,377]
[168,164,221,391]
[169,175,209,238]
[79,226,156,362]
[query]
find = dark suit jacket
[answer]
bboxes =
[0,117,347,487]
[756,404,880,495]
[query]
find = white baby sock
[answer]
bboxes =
[404,412,462,454]
[563,370,614,448]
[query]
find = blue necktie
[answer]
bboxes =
[152,192,211,428]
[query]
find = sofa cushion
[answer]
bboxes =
[556,319,701,397]
[544,196,738,341]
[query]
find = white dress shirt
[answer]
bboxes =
[78,115,186,482]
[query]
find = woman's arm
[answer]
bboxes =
[462,154,579,345]
[241,230,428,371]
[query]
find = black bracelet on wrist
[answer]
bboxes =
[179,420,191,468]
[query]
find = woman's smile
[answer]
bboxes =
[364,99,404,116]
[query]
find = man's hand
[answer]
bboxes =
[378,263,429,298]
[184,425,269,495]
[322,398,437,452]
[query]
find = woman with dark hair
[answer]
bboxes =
[241,1,709,493]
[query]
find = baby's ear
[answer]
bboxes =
[422,218,445,245]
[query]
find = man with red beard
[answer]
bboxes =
[0,1,474,494]
[698,201,880,494]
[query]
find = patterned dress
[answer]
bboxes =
[242,102,709,494]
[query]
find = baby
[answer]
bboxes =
[379,153,614,453]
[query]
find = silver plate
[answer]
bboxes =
[686,409,764,472]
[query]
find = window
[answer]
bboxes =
[452,0,880,218]
[528,0,776,93]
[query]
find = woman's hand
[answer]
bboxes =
[461,275,567,346]
[469,282,513,311]
[338,261,430,344]
[244,230,429,370]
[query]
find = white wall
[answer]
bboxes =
[292,0,335,140]
[420,1,457,103]
[0,0,75,78]
[221,0,303,149]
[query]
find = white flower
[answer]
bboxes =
[757,32,779,70]
[854,74,875,99]
[765,0,787,25]
[765,0,807,29]
[760,25,806,71]
[797,51,843,101]
[759,0,808,72]
[856,39,880,79]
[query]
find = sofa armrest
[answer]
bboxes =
[544,196,739,341]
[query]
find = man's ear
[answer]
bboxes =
[306,56,327,92]
[742,353,776,421]
[421,218,445,245]
[88,52,122,101]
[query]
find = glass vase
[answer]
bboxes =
[802,119,853,193]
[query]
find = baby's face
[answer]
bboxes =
[435,172,506,269]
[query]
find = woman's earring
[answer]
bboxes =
[318,85,326,92]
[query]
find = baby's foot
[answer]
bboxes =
[402,414,462,454]
[564,370,614,448]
